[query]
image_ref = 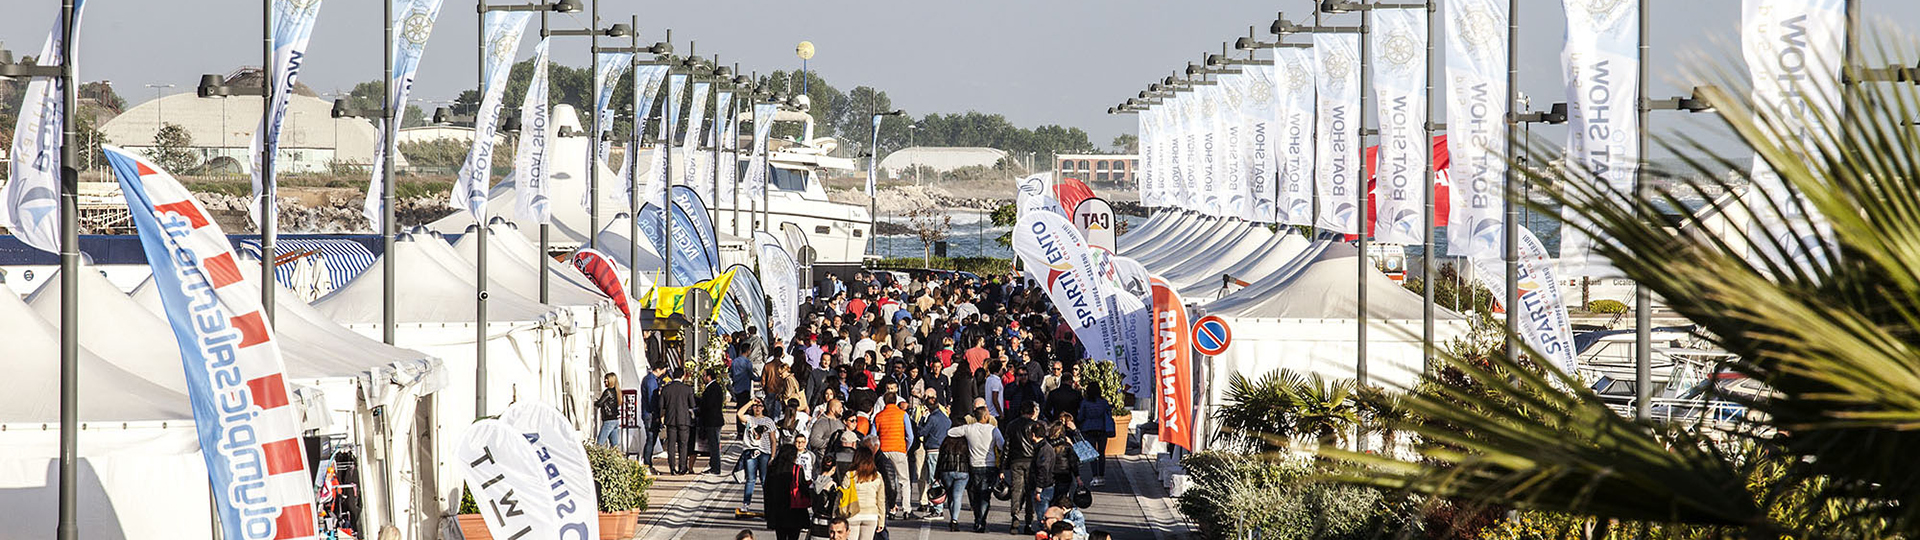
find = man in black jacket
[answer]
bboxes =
[1000,402,1042,533]
[698,370,729,475]
[660,369,698,475]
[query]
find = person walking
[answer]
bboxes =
[661,370,698,475]
[872,394,914,519]
[596,373,624,447]
[642,364,667,473]
[1001,403,1043,534]
[764,441,813,540]
[946,406,1003,533]
[839,447,888,540]
[699,371,730,475]
[738,399,778,513]
[1035,421,1079,523]
[913,390,952,517]
[1076,380,1115,486]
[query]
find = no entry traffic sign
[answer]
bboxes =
[1192,315,1232,356]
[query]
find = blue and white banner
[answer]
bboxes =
[104,145,319,540]
[713,90,735,207]
[1275,48,1317,226]
[671,185,721,270]
[1241,65,1279,223]
[755,231,800,340]
[637,202,667,258]
[1558,0,1638,277]
[623,65,670,203]
[589,51,633,207]
[1742,0,1843,272]
[1313,33,1362,234]
[458,419,583,540]
[665,74,688,141]
[1215,74,1248,220]
[364,0,445,227]
[1472,228,1576,371]
[866,114,884,198]
[451,11,533,220]
[744,103,779,200]
[683,82,713,205]
[1444,0,1510,259]
[0,0,85,254]
[725,263,769,340]
[250,0,326,230]
[512,38,555,224]
[1372,7,1429,244]
[1194,84,1221,216]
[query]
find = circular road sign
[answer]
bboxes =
[1192,315,1232,356]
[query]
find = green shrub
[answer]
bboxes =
[1079,360,1128,411]
[1177,452,1418,540]
[1586,299,1628,314]
[869,256,1011,276]
[586,443,654,512]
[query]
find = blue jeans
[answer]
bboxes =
[596,420,620,447]
[1038,485,1056,512]
[740,450,769,507]
[941,471,969,523]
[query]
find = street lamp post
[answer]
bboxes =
[145,83,175,128]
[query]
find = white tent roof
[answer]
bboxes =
[1205,241,1464,321]
[449,224,610,308]
[1155,224,1274,283]
[1119,211,1182,253]
[46,266,438,387]
[0,291,190,423]
[310,234,559,324]
[1178,232,1310,298]
[1138,219,1244,272]
[423,105,620,247]
[592,213,666,279]
[1121,213,1204,258]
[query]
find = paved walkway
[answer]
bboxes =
[630,434,1193,540]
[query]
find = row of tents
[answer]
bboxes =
[1119,211,1469,450]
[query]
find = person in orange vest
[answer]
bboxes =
[873,393,915,519]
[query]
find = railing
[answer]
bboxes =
[1609,397,1754,430]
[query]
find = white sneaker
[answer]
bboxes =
[1090,478,1105,487]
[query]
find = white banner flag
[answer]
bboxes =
[1373,8,1429,244]
[1014,210,1117,365]
[1182,93,1205,211]
[512,39,555,224]
[0,0,85,254]
[1444,0,1510,258]
[587,51,633,208]
[250,0,326,230]
[451,12,532,220]
[1217,74,1250,220]
[1137,111,1153,206]
[365,0,445,227]
[1558,0,1639,277]
[1160,101,1185,210]
[458,419,591,540]
[1313,33,1362,234]
[1195,85,1222,216]
[1742,0,1843,272]
[756,231,800,340]
[713,90,734,207]
[683,82,712,206]
[745,103,779,200]
[1242,66,1279,222]
[1275,48,1317,226]
[622,65,669,204]
[498,403,598,540]
[1471,228,1576,371]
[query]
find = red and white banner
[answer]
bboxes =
[1150,276,1193,451]
[104,145,318,540]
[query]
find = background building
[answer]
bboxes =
[100,69,383,175]
[878,146,1008,177]
[1056,153,1137,189]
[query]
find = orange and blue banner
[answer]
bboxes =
[106,145,318,540]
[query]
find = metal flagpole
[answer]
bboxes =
[1355,0,1372,390]
[475,0,492,416]
[1421,0,1437,371]
[626,16,641,324]
[56,0,80,537]
[587,0,600,250]
[1504,0,1521,364]
[663,39,678,287]
[538,10,550,305]
[732,64,743,237]
[1634,0,1652,421]
[261,0,278,324]
[711,57,722,229]
[382,0,399,348]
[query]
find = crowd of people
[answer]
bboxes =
[625,269,1130,540]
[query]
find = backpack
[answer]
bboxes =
[937,435,970,474]
[836,479,859,518]
[789,464,813,509]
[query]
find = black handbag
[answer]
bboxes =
[1071,482,1093,508]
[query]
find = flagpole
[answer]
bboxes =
[382,0,399,347]
[587,0,601,251]
[1421,0,1436,372]
[663,44,678,288]
[1354,0,1371,394]
[56,0,80,537]
[261,0,278,324]
[1633,0,1652,421]
[538,10,550,306]
[626,16,641,335]
[732,64,743,238]
[474,0,493,417]
[1504,0,1521,365]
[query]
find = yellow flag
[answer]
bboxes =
[651,269,737,321]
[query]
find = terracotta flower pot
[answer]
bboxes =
[1105,414,1132,456]
[600,509,639,539]
[456,514,491,540]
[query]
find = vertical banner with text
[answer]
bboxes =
[1371,8,1429,244]
[1313,34,1362,234]
[1443,0,1510,259]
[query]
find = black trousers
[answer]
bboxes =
[666,424,695,473]
[967,466,998,528]
[1004,462,1034,527]
[701,426,725,473]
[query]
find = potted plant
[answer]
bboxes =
[456,487,489,540]
[587,442,655,539]
[1081,360,1133,456]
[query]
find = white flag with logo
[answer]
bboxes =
[1180,95,1203,210]
[1444,0,1510,258]
[713,90,735,207]
[512,39,555,224]
[1137,111,1153,205]
[1216,74,1250,220]
[459,419,591,540]
[683,82,712,206]
[365,0,445,227]
[1742,0,1842,272]
[1195,85,1222,216]
[249,0,326,230]
[622,65,669,204]
[1242,66,1279,222]
[1313,34,1362,234]
[1559,0,1638,278]
[1014,210,1117,365]
[1372,8,1429,244]
[586,51,633,208]
[451,12,532,220]
[1471,228,1577,371]
[0,0,86,254]
[1275,48,1317,226]
[498,403,599,540]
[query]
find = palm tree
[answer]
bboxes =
[1216,370,1359,451]
[1310,49,1920,538]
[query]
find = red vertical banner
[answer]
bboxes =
[1150,276,1194,451]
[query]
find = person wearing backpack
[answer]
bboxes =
[765,441,813,540]
[947,406,1004,533]
[1036,420,1080,523]
[934,422,973,531]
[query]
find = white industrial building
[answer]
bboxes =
[101,78,384,175]
[878,146,1008,177]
